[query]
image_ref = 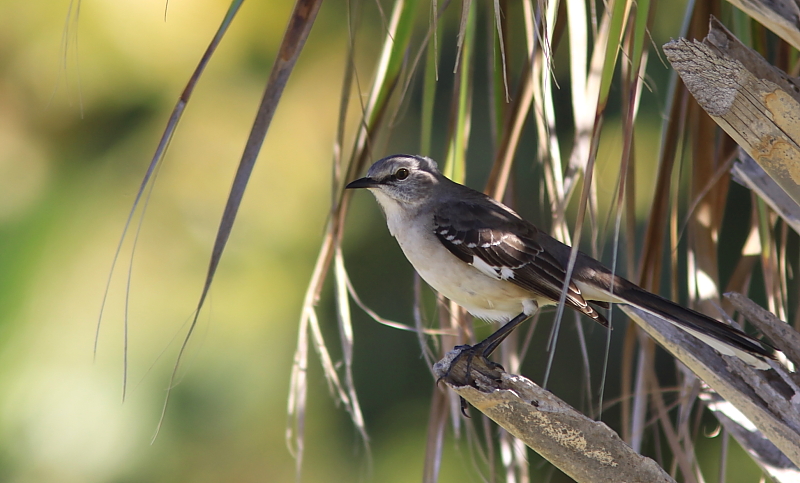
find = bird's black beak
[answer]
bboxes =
[346,177,380,189]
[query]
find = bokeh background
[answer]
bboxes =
[0,1,767,481]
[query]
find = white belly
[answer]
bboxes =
[369,188,537,321]
[392,219,535,322]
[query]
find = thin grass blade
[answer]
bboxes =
[95,0,244,400]
[154,0,323,442]
[290,0,420,475]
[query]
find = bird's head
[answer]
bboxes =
[346,154,443,210]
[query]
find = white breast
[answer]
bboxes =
[370,190,536,322]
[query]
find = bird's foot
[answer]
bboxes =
[434,343,506,390]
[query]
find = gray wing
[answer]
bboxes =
[432,199,608,327]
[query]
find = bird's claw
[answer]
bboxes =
[439,343,506,389]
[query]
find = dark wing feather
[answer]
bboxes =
[433,199,608,327]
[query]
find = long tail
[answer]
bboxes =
[616,282,775,369]
[574,267,776,369]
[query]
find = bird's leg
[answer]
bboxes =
[472,312,530,358]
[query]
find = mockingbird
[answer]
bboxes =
[346,154,775,371]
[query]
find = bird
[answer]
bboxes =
[345,154,775,372]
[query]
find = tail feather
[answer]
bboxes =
[572,267,776,368]
[618,283,776,367]
[576,301,609,328]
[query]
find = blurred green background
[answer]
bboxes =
[0,1,766,482]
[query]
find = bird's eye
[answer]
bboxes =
[395,168,409,180]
